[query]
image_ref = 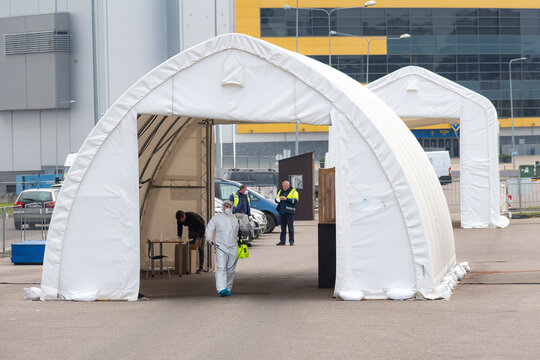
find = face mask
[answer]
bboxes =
[224,207,232,215]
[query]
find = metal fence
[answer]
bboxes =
[440,176,540,218]
[506,177,540,215]
[1,205,49,256]
[441,178,460,212]
[222,156,278,170]
[501,144,540,156]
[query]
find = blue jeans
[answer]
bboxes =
[279,213,295,244]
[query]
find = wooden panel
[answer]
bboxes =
[318,167,335,224]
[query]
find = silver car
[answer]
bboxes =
[13,189,59,230]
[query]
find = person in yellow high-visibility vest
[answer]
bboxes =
[229,184,252,219]
[275,180,299,246]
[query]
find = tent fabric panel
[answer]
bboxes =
[51,110,140,301]
[333,113,416,297]
[169,50,333,124]
[333,73,454,290]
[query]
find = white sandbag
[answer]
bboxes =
[338,290,365,301]
[436,284,452,300]
[23,287,41,301]
[459,261,471,271]
[384,288,417,300]
[70,290,99,302]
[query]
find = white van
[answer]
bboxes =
[50,153,77,190]
[426,151,452,185]
[62,153,77,180]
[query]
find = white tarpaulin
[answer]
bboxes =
[41,34,465,301]
[367,66,509,229]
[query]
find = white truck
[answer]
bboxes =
[62,153,78,180]
[426,151,452,185]
[51,153,78,189]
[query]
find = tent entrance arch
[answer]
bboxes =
[367,66,509,229]
[40,34,463,302]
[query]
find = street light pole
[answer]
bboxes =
[295,0,299,156]
[509,57,527,173]
[55,100,75,182]
[330,31,411,83]
[284,2,376,155]
[284,1,376,67]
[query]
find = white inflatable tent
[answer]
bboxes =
[40,34,466,301]
[367,66,509,229]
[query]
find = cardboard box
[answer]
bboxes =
[174,243,199,274]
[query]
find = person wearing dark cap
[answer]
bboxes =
[176,210,206,273]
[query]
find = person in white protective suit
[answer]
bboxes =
[206,200,239,297]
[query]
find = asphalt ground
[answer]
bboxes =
[1,218,540,360]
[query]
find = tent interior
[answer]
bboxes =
[138,114,215,266]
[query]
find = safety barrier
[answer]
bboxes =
[506,177,540,216]
[1,205,49,256]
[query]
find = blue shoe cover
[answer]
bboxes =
[224,289,231,297]
[219,289,228,297]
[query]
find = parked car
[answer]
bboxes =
[13,188,59,230]
[223,169,279,199]
[215,179,280,233]
[251,208,268,236]
[426,150,452,185]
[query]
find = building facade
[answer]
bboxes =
[2,1,539,195]
[0,0,234,194]
[234,0,540,159]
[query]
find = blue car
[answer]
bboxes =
[215,179,280,233]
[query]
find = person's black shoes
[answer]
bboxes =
[196,268,203,274]
[290,243,294,246]
[276,242,285,246]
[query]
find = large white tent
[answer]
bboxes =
[40,34,466,301]
[367,66,509,229]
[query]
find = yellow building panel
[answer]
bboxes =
[499,118,540,128]
[237,123,329,133]
[412,118,540,130]
[264,36,387,55]
[235,21,260,37]
[239,119,538,133]
[268,0,540,8]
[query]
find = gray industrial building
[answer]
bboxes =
[0,0,237,194]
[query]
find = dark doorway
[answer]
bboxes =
[278,152,314,220]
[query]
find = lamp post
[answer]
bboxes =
[330,31,411,83]
[55,100,75,183]
[283,1,376,68]
[509,57,527,173]
[283,1,376,155]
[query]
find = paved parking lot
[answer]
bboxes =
[1,218,540,359]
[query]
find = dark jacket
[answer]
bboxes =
[275,187,299,215]
[177,212,206,239]
[229,190,251,216]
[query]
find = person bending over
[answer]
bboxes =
[176,210,206,273]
